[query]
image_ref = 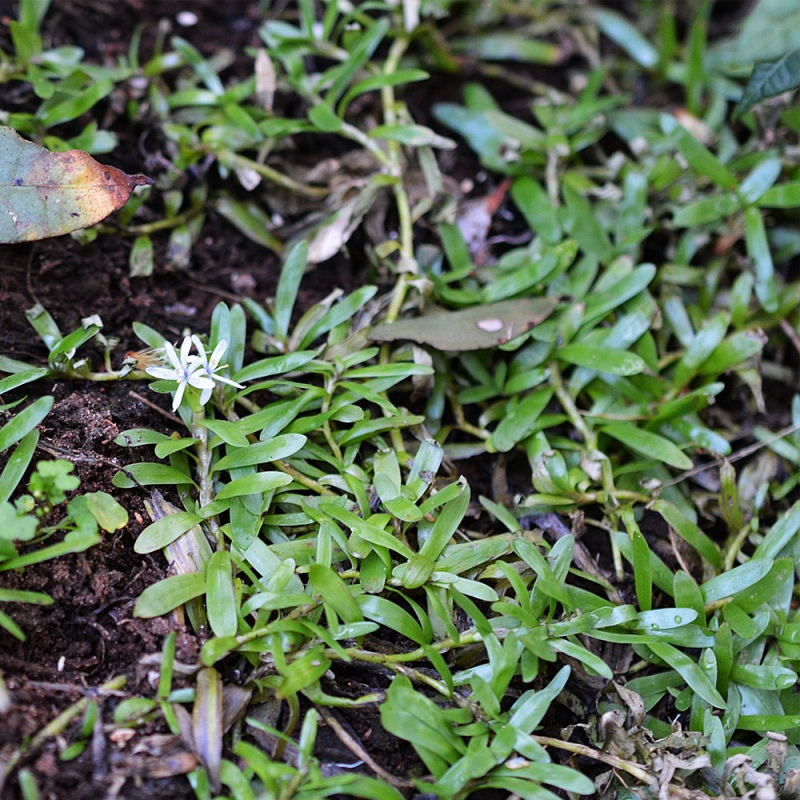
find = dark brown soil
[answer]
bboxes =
[0,2,781,798]
[0,2,375,793]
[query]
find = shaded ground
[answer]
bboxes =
[0,3,374,791]
[0,1,790,798]
[0,219,379,799]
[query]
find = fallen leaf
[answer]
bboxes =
[0,126,151,243]
[370,296,560,351]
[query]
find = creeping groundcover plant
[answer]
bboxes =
[1,0,800,797]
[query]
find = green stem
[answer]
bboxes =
[550,361,624,579]
[217,151,330,198]
[273,459,336,496]
[191,409,222,549]
[377,32,417,457]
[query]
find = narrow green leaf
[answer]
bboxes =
[215,472,292,500]
[745,205,778,312]
[559,344,646,375]
[648,641,726,709]
[206,551,238,638]
[602,422,693,470]
[308,564,362,624]
[0,396,53,454]
[112,463,195,488]
[134,572,207,618]
[212,435,306,472]
[275,241,308,339]
[357,595,427,644]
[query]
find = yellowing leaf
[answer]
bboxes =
[0,126,151,243]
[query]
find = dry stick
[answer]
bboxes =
[780,318,800,356]
[317,707,414,789]
[128,389,183,425]
[661,421,800,489]
[533,735,657,789]
[0,675,127,793]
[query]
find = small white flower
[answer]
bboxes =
[190,336,244,404]
[146,336,215,411]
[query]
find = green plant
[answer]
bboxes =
[0,383,127,638]
[2,0,800,797]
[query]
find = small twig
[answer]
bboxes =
[317,707,414,788]
[533,734,657,788]
[780,318,800,357]
[662,422,800,488]
[128,390,183,426]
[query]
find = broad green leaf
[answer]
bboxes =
[482,240,578,303]
[112,463,195,488]
[420,480,470,561]
[0,368,48,394]
[754,501,800,559]
[340,69,429,114]
[202,419,250,448]
[660,115,737,189]
[653,500,722,569]
[84,492,128,532]
[0,429,38,504]
[370,124,455,149]
[308,102,342,132]
[370,297,560,351]
[490,387,552,453]
[739,157,782,204]
[214,472,292,500]
[357,595,427,644]
[730,664,798,691]
[509,665,571,733]
[114,429,171,448]
[451,33,562,64]
[562,184,613,262]
[129,234,153,277]
[673,193,739,227]
[275,241,307,340]
[760,181,800,208]
[673,312,730,389]
[276,645,331,698]
[510,176,561,244]
[212,434,307,473]
[206,551,238,638]
[0,126,151,243]
[602,422,693,469]
[134,572,207,618]
[718,0,800,66]
[558,344,646,375]
[550,638,613,678]
[213,196,282,253]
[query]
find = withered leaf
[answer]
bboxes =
[370,296,560,351]
[0,126,151,243]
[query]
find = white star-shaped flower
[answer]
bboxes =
[146,336,215,411]
[190,336,244,404]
